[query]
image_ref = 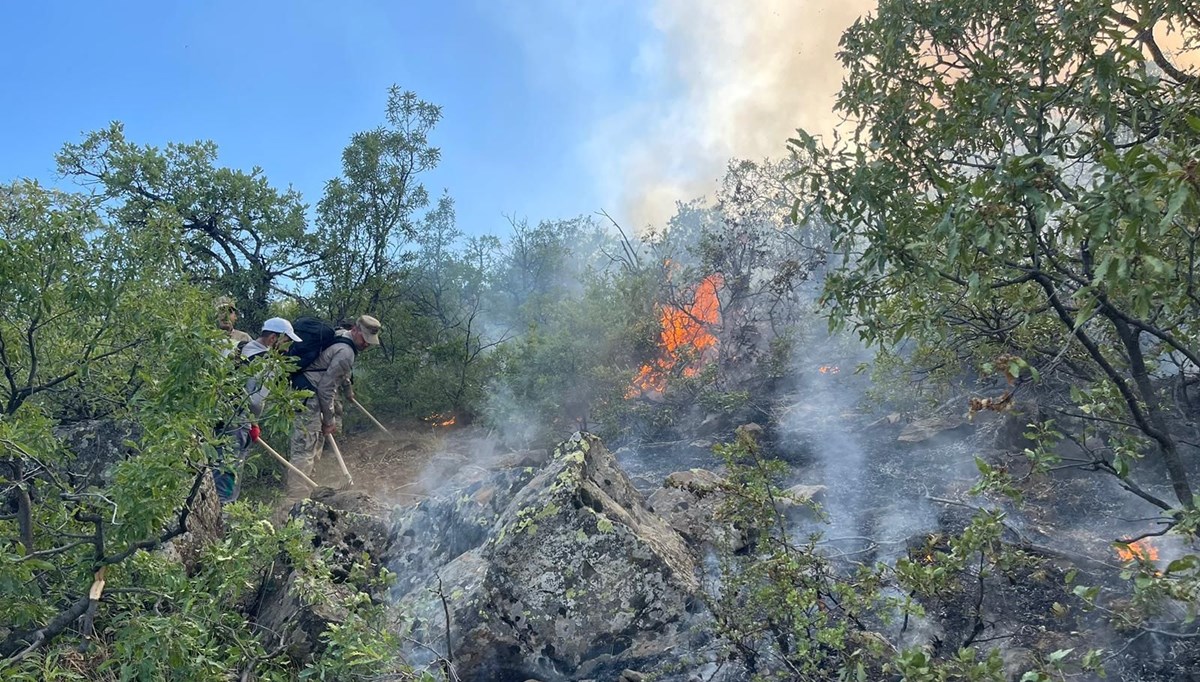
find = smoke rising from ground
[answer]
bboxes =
[597,0,873,231]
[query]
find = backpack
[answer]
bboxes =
[286,317,357,391]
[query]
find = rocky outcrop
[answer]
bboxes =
[393,432,706,682]
[254,490,396,661]
[391,464,540,596]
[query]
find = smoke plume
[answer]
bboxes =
[602,2,1198,232]
[599,0,873,231]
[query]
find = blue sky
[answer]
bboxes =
[0,0,662,236]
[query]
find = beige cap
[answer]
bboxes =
[357,315,382,346]
[214,296,238,312]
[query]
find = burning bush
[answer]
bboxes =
[628,273,723,398]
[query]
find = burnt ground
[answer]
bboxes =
[613,365,1200,681]
[245,382,1199,680]
[247,415,492,515]
[767,369,1200,681]
[306,419,496,507]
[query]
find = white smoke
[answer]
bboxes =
[593,0,875,231]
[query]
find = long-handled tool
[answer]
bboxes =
[350,397,390,434]
[256,437,320,489]
[325,433,354,486]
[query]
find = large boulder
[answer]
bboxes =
[254,490,396,662]
[391,464,541,595]
[394,432,705,681]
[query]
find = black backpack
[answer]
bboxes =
[286,317,357,391]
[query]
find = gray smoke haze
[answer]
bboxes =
[598,4,1198,232]
[593,0,874,231]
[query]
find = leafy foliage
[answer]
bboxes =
[708,429,893,680]
[314,85,443,326]
[57,123,317,328]
[0,184,405,679]
[798,0,1200,509]
[791,0,1200,659]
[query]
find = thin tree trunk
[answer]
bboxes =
[1113,318,1195,508]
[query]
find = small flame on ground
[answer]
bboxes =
[423,414,457,427]
[1115,539,1159,562]
[818,365,840,374]
[627,274,723,397]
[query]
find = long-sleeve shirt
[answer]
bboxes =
[240,339,271,418]
[300,330,356,425]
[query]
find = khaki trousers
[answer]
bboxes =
[288,398,323,494]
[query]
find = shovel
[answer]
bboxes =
[256,437,320,489]
[350,397,390,434]
[325,433,354,486]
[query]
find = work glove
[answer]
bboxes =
[321,422,336,436]
[248,424,261,443]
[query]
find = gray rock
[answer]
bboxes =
[663,468,725,496]
[54,419,140,488]
[898,414,968,443]
[777,483,827,509]
[649,469,747,553]
[254,568,358,661]
[395,432,705,681]
[391,464,540,595]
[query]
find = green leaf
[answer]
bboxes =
[1113,456,1129,478]
[1166,556,1198,574]
[1049,648,1074,663]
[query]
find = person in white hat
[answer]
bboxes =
[214,317,302,504]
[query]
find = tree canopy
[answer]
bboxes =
[798,0,1200,511]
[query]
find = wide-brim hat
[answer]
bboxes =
[358,315,382,346]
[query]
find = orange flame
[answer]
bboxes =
[627,274,722,397]
[1115,539,1159,562]
[423,414,457,427]
[818,365,840,374]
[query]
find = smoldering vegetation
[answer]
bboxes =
[364,152,1198,680]
[6,3,1200,677]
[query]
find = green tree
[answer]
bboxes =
[485,216,659,442]
[315,85,443,325]
[56,123,317,328]
[0,180,214,423]
[0,182,403,679]
[789,0,1200,657]
[357,197,503,419]
[797,0,1200,512]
